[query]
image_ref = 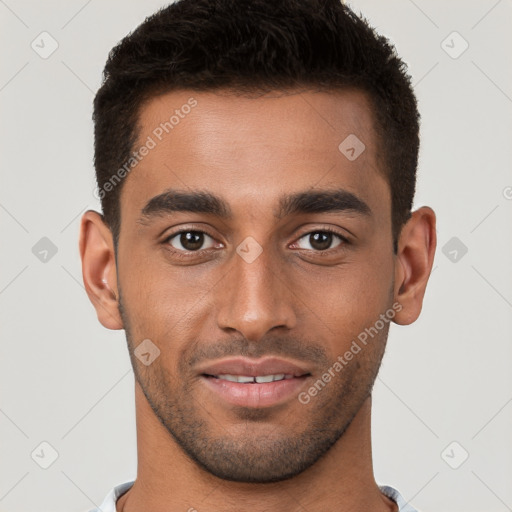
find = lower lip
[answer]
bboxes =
[201,375,310,408]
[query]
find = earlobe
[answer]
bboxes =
[79,210,124,330]
[393,206,437,326]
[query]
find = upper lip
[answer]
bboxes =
[197,357,311,377]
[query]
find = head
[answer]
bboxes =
[81,0,436,484]
[93,0,420,252]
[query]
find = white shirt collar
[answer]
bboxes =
[91,480,418,512]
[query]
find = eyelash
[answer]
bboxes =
[162,226,350,260]
[298,226,350,256]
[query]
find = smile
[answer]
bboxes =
[201,373,311,408]
[205,373,294,383]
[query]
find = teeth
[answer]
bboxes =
[215,374,287,383]
[235,375,255,383]
[255,374,285,383]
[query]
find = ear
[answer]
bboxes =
[393,206,437,325]
[79,210,123,330]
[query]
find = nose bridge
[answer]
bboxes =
[217,238,296,340]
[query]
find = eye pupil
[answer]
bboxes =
[170,230,341,254]
[310,232,332,251]
[181,231,204,251]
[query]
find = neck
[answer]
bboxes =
[117,382,396,512]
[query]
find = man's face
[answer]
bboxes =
[115,88,396,483]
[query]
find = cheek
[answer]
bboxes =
[120,247,197,311]
[306,262,393,343]
[120,267,211,360]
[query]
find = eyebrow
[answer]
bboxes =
[276,189,371,219]
[138,188,372,224]
[139,190,231,224]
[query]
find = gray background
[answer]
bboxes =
[1,1,511,511]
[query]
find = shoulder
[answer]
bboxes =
[87,480,135,512]
[379,485,421,512]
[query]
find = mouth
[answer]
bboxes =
[202,373,308,383]
[197,357,312,408]
[200,373,311,408]
[196,356,311,380]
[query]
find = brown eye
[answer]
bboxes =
[296,230,345,251]
[166,231,215,252]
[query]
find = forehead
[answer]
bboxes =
[120,88,389,224]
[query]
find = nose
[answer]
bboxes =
[216,241,297,342]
